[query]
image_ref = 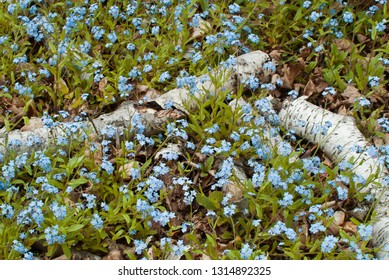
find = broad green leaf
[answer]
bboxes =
[61,244,72,259]
[68,177,88,188]
[67,224,85,232]
[196,193,217,210]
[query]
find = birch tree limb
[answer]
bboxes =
[279,96,389,259]
[0,104,186,155]
[0,51,271,156]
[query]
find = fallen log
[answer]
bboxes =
[279,96,389,259]
[0,104,186,156]
[0,51,271,156]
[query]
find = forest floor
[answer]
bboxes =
[0,0,389,260]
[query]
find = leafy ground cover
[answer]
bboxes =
[0,0,388,260]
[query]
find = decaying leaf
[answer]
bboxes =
[21,117,44,131]
[269,49,283,62]
[119,161,141,180]
[333,211,346,226]
[155,143,183,160]
[223,182,243,203]
[347,206,369,221]
[334,39,354,52]
[341,84,361,105]
[342,221,357,234]
[191,19,211,40]
[279,60,304,89]
[99,77,108,91]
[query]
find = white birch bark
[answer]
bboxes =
[279,96,389,259]
[0,103,186,155]
[0,51,271,156]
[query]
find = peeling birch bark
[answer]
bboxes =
[279,96,389,259]
[0,103,185,155]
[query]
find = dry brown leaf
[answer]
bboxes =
[145,88,160,100]
[373,136,384,148]
[54,250,102,260]
[99,77,108,91]
[347,207,368,221]
[327,222,339,235]
[269,49,282,63]
[384,134,389,145]
[300,46,311,59]
[370,92,385,104]
[333,211,346,226]
[195,152,206,162]
[223,183,243,203]
[9,104,23,115]
[337,105,349,116]
[321,201,336,209]
[104,249,122,260]
[271,73,282,85]
[315,81,328,93]
[147,247,154,260]
[294,83,304,93]
[155,143,182,160]
[280,61,304,89]
[119,161,140,179]
[191,19,211,40]
[21,117,44,131]
[11,96,25,108]
[322,154,333,168]
[136,84,150,93]
[342,221,357,234]
[328,98,342,111]
[357,33,368,43]
[85,142,102,166]
[334,39,354,52]
[199,254,212,260]
[341,84,361,104]
[303,79,316,97]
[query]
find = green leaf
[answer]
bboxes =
[205,156,214,170]
[67,224,85,232]
[220,231,233,240]
[350,217,361,226]
[47,244,59,257]
[61,244,72,259]
[199,0,209,11]
[206,234,217,247]
[196,194,217,210]
[112,229,124,241]
[209,191,223,204]
[68,155,85,171]
[371,24,377,40]
[68,177,88,188]
[184,233,200,244]
[122,214,131,224]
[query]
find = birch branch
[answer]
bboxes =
[0,104,186,155]
[0,51,271,156]
[279,96,389,259]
